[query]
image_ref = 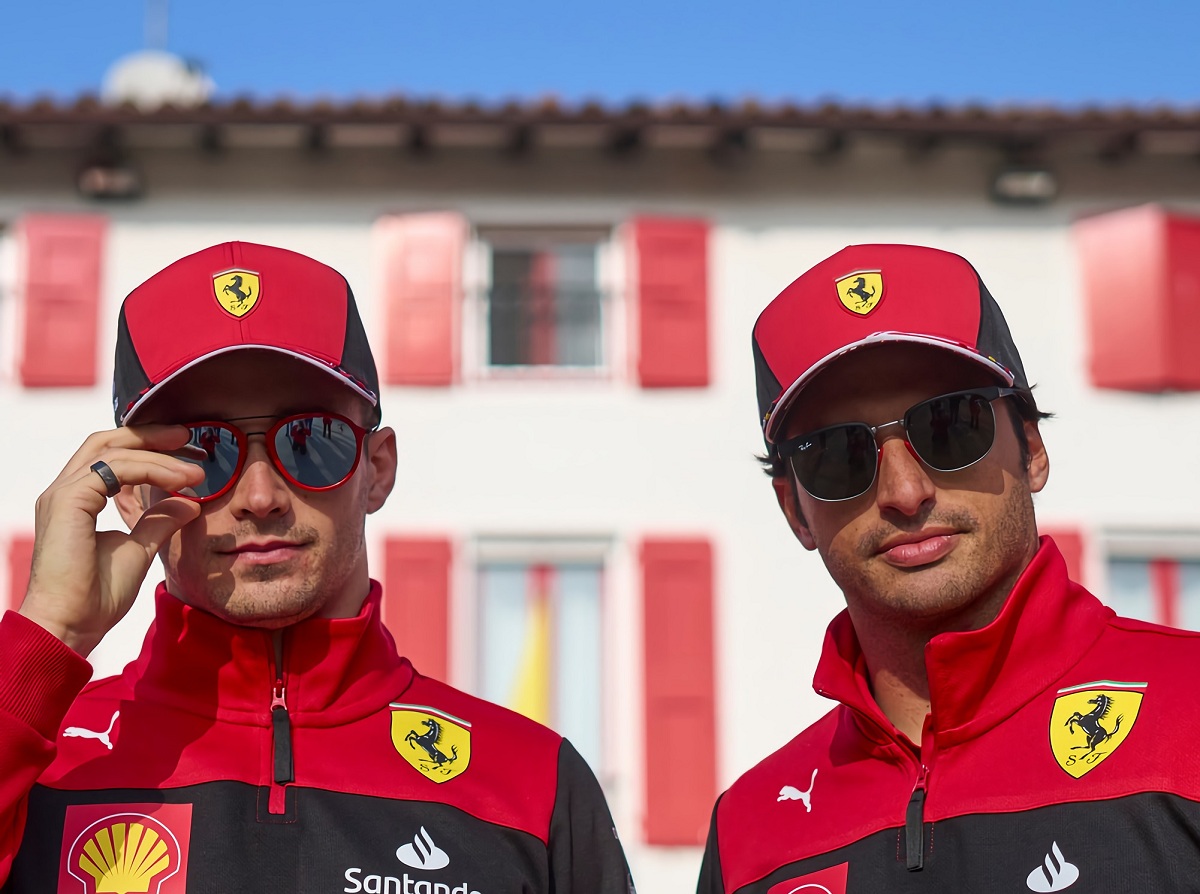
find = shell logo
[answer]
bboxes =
[767,863,848,894]
[64,812,183,894]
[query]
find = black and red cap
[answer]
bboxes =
[753,243,1029,446]
[113,241,380,425]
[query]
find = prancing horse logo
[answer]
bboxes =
[390,703,472,783]
[212,269,261,318]
[1065,694,1122,753]
[405,718,459,768]
[1049,681,1144,778]
[222,274,253,306]
[835,271,884,315]
[844,277,875,306]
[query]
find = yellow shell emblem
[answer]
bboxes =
[69,815,181,894]
[212,269,260,318]
[1049,681,1145,778]
[390,703,472,783]
[835,271,883,315]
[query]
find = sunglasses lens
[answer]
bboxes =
[789,423,878,501]
[271,414,359,489]
[905,392,996,471]
[178,424,241,499]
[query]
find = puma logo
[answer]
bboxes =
[64,711,119,750]
[777,768,818,812]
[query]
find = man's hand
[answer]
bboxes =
[18,426,205,658]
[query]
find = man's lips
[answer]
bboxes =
[220,540,306,563]
[876,530,961,568]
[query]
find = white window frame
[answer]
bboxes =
[461,535,614,776]
[461,225,625,382]
[1097,528,1200,628]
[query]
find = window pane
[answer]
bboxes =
[1106,559,1156,622]
[476,559,604,774]
[1177,561,1200,631]
[555,564,603,770]
[554,245,602,367]
[485,240,603,368]
[477,564,528,708]
[488,250,533,366]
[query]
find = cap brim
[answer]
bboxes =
[763,331,1016,444]
[120,344,378,425]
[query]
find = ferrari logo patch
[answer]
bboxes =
[212,269,260,318]
[1049,681,1145,778]
[59,802,192,894]
[390,703,472,783]
[835,271,883,315]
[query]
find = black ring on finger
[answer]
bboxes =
[89,461,122,498]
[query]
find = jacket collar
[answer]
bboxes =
[121,581,414,725]
[813,536,1114,749]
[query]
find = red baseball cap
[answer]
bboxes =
[753,243,1030,446]
[113,241,380,425]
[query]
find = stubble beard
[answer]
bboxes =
[820,480,1039,633]
[173,522,366,628]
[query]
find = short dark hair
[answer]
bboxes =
[757,388,1052,479]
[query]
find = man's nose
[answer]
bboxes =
[873,433,936,517]
[228,438,291,518]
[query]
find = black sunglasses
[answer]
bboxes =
[169,412,373,503]
[776,387,1023,502]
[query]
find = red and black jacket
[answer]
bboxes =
[0,583,634,893]
[699,538,1200,893]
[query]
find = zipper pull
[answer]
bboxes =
[271,680,294,784]
[905,764,928,871]
[270,631,294,786]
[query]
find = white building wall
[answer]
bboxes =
[3,139,1200,892]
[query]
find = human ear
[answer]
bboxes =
[772,476,818,551]
[363,427,398,513]
[1023,420,1050,494]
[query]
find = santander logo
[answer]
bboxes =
[396,827,449,870]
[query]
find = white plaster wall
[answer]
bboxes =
[3,143,1200,892]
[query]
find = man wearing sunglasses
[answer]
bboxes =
[0,242,634,893]
[699,244,1200,893]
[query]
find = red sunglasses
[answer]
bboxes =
[171,412,372,503]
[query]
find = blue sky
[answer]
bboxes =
[3,0,1199,107]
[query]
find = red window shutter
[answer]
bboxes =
[7,534,35,612]
[1040,526,1086,586]
[640,536,717,845]
[383,536,452,681]
[1074,204,1200,390]
[631,217,710,387]
[18,214,107,387]
[376,212,466,386]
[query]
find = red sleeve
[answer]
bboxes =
[0,612,92,883]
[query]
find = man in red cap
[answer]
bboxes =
[699,244,1200,893]
[0,242,634,892]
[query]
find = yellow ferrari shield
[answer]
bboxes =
[212,269,260,318]
[1049,681,1145,778]
[836,271,883,315]
[390,704,471,783]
